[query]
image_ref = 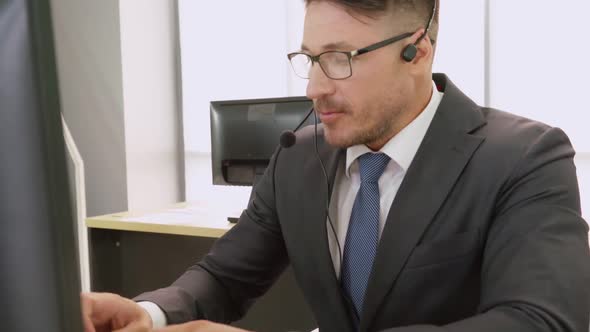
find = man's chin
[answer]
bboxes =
[323,128,357,149]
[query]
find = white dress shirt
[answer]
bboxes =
[140,81,443,328]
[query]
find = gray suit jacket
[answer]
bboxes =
[136,74,590,332]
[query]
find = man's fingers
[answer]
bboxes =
[155,321,252,332]
[112,320,151,332]
[80,293,97,332]
[81,313,96,332]
[81,292,116,324]
[153,323,185,331]
[80,292,148,332]
[155,321,207,332]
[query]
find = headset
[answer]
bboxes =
[402,0,438,62]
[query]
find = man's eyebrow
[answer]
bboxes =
[300,41,357,53]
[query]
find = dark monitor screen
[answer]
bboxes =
[210,96,314,186]
[0,1,82,331]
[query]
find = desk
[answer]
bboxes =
[87,202,317,332]
[86,202,233,238]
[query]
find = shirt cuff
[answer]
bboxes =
[137,301,167,328]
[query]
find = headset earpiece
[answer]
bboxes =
[402,44,418,62]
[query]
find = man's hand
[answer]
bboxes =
[156,321,251,332]
[81,292,152,332]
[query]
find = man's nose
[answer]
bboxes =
[306,63,335,101]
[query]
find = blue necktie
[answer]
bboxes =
[341,152,391,318]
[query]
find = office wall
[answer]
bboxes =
[50,0,128,217]
[487,0,590,215]
[488,1,590,153]
[179,0,289,154]
[50,0,184,216]
[119,0,185,211]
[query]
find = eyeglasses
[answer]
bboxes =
[287,32,414,80]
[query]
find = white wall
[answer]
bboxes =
[488,1,590,153]
[119,0,184,211]
[285,0,307,96]
[51,0,184,214]
[488,0,590,215]
[50,0,128,218]
[433,0,485,105]
[179,0,289,154]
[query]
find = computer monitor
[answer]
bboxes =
[210,96,314,186]
[0,1,83,331]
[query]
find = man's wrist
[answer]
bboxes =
[137,301,168,328]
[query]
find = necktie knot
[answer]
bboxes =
[358,153,390,183]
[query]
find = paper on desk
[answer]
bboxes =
[120,201,244,227]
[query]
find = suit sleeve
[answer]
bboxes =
[383,127,590,332]
[134,148,289,324]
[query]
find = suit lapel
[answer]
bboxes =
[359,75,487,331]
[301,132,355,331]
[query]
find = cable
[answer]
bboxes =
[313,113,360,323]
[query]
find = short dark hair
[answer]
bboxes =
[304,0,439,43]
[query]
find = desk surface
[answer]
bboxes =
[86,201,242,238]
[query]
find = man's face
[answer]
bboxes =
[302,1,416,149]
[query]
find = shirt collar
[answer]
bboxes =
[345,80,444,178]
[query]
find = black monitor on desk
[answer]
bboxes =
[210,96,314,186]
[0,1,82,331]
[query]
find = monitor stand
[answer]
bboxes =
[227,168,266,224]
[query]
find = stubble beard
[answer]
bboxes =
[324,109,397,149]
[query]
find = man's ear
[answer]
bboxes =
[402,29,433,64]
[402,29,433,77]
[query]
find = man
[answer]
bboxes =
[82,1,590,331]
